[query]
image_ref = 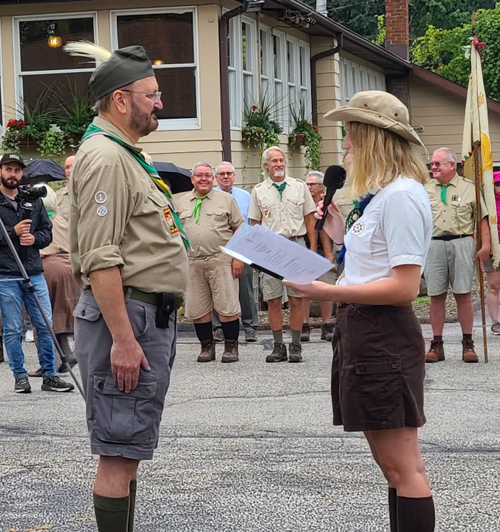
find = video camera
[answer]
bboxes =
[15,184,47,216]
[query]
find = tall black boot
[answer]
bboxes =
[93,493,130,532]
[388,488,397,532]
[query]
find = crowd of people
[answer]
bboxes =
[1,40,500,532]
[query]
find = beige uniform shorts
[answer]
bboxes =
[423,237,476,296]
[185,253,240,319]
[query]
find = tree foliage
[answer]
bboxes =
[411,4,500,101]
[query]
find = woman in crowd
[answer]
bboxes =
[485,171,500,334]
[285,90,435,532]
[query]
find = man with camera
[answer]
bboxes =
[0,153,74,393]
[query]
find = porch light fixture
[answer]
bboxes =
[153,59,164,65]
[242,0,265,13]
[47,35,62,48]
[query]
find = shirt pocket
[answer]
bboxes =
[284,196,305,218]
[147,193,172,239]
[345,216,377,258]
[205,209,229,231]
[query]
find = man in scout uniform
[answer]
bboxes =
[177,162,244,363]
[424,147,490,363]
[213,161,259,343]
[65,42,189,531]
[248,146,317,363]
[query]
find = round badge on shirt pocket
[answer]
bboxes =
[351,220,365,236]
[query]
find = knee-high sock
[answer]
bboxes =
[93,493,129,532]
[221,319,239,341]
[397,495,435,532]
[194,322,213,343]
[388,488,397,532]
[128,480,137,532]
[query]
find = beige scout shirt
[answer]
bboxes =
[176,189,244,258]
[41,215,69,257]
[56,186,70,222]
[425,174,487,237]
[333,183,355,222]
[69,116,188,295]
[248,176,316,238]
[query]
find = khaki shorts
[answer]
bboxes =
[185,253,240,319]
[318,266,337,285]
[423,237,475,296]
[74,290,177,461]
[332,304,426,432]
[484,258,500,274]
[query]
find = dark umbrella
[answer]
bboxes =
[153,161,193,194]
[22,158,66,185]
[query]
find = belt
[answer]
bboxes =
[432,234,472,241]
[288,234,305,241]
[124,287,183,309]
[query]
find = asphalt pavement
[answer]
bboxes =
[0,315,499,531]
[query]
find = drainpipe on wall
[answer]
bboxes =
[311,33,343,127]
[219,4,246,162]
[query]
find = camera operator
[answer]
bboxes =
[0,153,74,394]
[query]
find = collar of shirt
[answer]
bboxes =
[93,116,142,155]
[215,185,234,194]
[188,188,215,203]
[265,176,291,189]
[435,173,459,189]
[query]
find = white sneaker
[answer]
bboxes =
[25,330,34,342]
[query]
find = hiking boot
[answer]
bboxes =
[462,339,479,363]
[491,321,500,335]
[288,343,303,363]
[28,367,43,378]
[15,376,31,394]
[221,340,239,363]
[266,342,287,363]
[197,340,216,362]
[244,329,258,342]
[321,322,334,342]
[41,375,74,392]
[213,328,224,343]
[425,340,445,363]
[300,323,311,342]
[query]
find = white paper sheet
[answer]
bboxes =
[220,224,334,284]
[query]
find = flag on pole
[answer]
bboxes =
[462,36,500,268]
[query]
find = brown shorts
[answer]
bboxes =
[331,304,426,432]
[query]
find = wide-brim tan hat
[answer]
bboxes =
[324,90,424,147]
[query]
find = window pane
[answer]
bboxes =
[273,36,281,79]
[287,41,295,83]
[22,72,92,114]
[154,68,196,119]
[260,30,267,73]
[227,23,234,68]
[20,18,95,72]
[242,23,248,71]
[117,13,194,65]
[243,73,253,107]
[300,47,306,86]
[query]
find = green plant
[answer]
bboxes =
[19,90,59,142]
[288,100,322,170]
[1,119,26,152]
[38,125,67,159]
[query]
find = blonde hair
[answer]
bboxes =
[348,122,429,200]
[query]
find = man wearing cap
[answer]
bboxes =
[424,147,490,363]
[65,42,189,531]
[56,155,76,223]
[177,162,244,363]
[212,161,259,343]
[248,146,317,363]
[0,153,74,394]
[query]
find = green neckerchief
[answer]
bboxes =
[192,195,206,223]
[439,182,450,205]
[82,124,190,249]
[272,181,287,197]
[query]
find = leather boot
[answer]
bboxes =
[197,340,216,362]
[462,338,479,363]
[221,340,239,363]
[425,340,444,363]
[266,343,287,363]
[300,323,311,342]
[288,343,303,363]
[321,322,334,341]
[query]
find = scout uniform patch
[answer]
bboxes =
[163,206,180,235]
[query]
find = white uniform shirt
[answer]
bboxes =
[339,177,432,286]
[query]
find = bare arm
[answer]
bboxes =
[304,212,317,252]
[250,219,259,226]
[475,216,491,271]
[284,264,422,306]
[89,266,150,393]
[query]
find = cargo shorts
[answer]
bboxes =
[74,290,177,461]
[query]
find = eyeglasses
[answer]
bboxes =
[430,161,453,168]
[121,90,162,104]
[217,172,235,176]
[306,182,321,187]
[194,173,213,179]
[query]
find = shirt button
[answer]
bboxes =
[391,362,398,370]
[98,381,104,390]
[81,309,86,316]
[359,364,366,372]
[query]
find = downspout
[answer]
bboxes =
[219,4,246,162]
[311,33,343,126]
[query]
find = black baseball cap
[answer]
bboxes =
[0,153,26,168]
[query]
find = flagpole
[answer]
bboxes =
[472,140,489,363]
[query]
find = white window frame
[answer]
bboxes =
[339,56,386,105]
[298,40,311,115]
[241,16,258,113]
[13,12,98,120]
[259,24,273,104]
[0,23,4,135]
[287,35,298,129]
[228,16,241,129]
[271,29,286,130]
[110,6,200,131]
